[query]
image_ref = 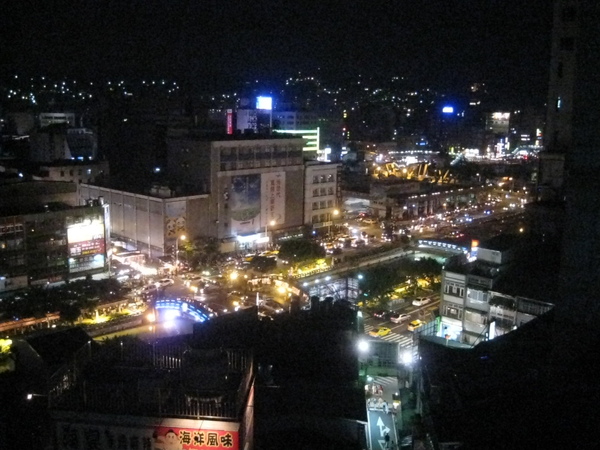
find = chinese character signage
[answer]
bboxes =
[67,217,106,273]
[154,427,237,449]
[56,422,239,450]
[260,171,285,227]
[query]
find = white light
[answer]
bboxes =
[357,340,370,353]
[402,351,413,365]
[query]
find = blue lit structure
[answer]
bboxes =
[154,298,210,322]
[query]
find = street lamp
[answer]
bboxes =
[266,220,276,248]
[329,209,340,236]
[175,235,186,276]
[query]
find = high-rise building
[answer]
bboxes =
[537,0,578,200]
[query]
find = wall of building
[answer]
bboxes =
[304,162,340,229]
[0,204,107,291]
[79,184,210,257]
[0,181,78,209]
[41,161,109,185]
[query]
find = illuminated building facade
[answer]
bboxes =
[0,202,108,292]
[439,237,554,345]
[166,133,305,252]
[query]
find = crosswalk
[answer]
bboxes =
[368,375,398,389]
[364,324,414,348]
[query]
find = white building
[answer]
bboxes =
[440,236,554,345]
[40,160,109,185]
[304,161,341,232]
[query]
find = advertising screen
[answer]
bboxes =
[256,96,272,110]
[67,217,106,273]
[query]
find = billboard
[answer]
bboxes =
[230,172,286,235]
[55,422,239,450]
[261,171,285,226]
[226,109,233,135]
[230,174,262,235]
[165,200,187,238]
[256,96,272,110]
[67,217,106,273]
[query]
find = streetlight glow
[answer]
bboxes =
[357,339,370,353]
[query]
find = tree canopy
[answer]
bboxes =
[278,238,326,264]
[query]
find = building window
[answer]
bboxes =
[320,188,326,196]
[312,202,318,210]
[327,200,333,208]
[464,309,487,325]
[556,97,562,111]
[313,189,319,197]
[69,170,74,176]
[443,303,463,320]
[312,215,319,223]
[60,170,64,177]
[327,174,334,182]
[319,214,327,222]
[319,201,326,209]
[313,176,319,184]
[444,282,465,298]
[328,187,334,195]
[320,175,326,183]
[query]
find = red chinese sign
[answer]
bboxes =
[154,426,238,450]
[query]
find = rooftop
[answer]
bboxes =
[167,129,303,142]
[50,338,253,421]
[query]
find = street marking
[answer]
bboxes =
[377,417,391,437]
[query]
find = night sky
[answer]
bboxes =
[2,0,553,101]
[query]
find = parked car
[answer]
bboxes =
[412,297,432,307]
[389,313,411,324]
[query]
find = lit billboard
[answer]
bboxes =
[229,172,286,235]
[256,96,272,110]
[67,217,106,273]
[230,174,262,235]
[55,421,239,450]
